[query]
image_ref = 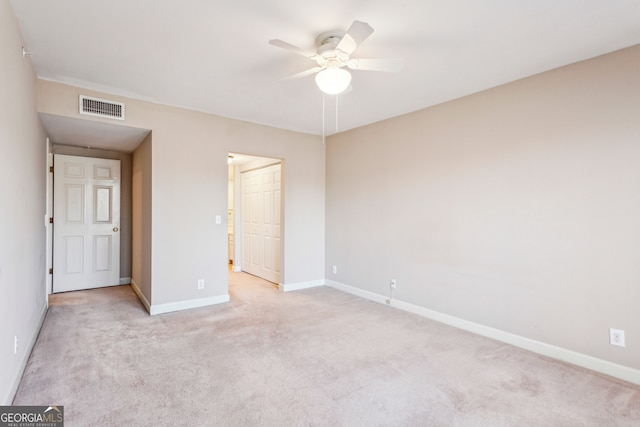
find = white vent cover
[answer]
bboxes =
[79,95,125,120]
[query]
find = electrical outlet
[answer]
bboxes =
[390,279,397,289]
[197,279,205,290]
[14,335,18,355]
[332,265,337,274]
[610,328,625,347]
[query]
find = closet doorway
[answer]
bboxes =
[228,154,282,284]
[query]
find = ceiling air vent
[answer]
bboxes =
[79,95,125,120]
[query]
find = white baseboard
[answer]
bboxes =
[324,279,640,386]
[5,304,48,405]
[149,294,230,315]
[325,279,389,304]
[119,277,131,285]
[130,279,229,315]
[130,279,151,313]
[279,279,324,292]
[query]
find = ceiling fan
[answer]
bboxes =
[269,20,403,95]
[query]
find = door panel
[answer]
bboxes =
[241,163,281,283]
[65,184,84,222]
[53,154,121,292]
[93,235,112,271]
[94,186,112,222]
[64,236,84,273]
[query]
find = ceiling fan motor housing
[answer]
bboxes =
[316,31,344,49]
[315,32,349,66]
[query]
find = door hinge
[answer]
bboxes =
[49,217,53,224]
[49,268,53,274]
[49,166,54,173]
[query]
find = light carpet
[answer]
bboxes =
[13,272,640,426]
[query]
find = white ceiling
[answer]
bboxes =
[40,113,150,152]
[10,0,640,141]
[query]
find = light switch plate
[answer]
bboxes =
[610,328,625,347]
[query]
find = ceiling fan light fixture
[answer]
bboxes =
[315,67,351,95]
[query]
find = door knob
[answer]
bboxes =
[113,227,119,232]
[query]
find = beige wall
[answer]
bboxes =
[51,144,133,281]
[37,79,325,309]
[0,0,49,404]
[132,134,152,303]
[326,45,640,373]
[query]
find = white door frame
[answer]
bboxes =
[45,138,53,296]
[232,163,243,272]
[230,155,285,284]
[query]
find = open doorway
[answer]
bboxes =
[228,153,283,285]
[49,145,133,294]
[41,113,150,295]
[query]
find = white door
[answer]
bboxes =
[241,163,281,283]
[53,154,121,292]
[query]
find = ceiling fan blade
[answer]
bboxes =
[347,58,404,72]
[336,20,374,55]
[283,66,324,80]
[269,39,318,60]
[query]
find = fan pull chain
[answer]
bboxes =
[322,93,326,144]
[335,95,339,132]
